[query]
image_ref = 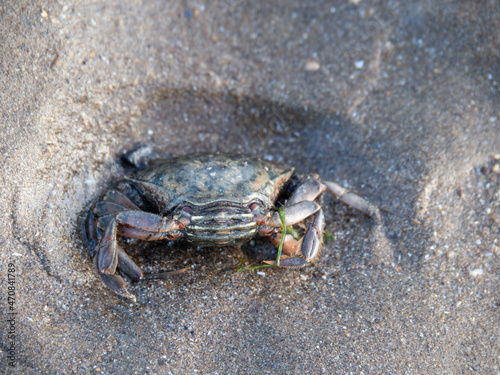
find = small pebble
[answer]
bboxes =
[469,269,483,277]
[304,60,320,71]
[354,60,364,69]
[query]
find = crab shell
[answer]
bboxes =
[125,154,294,246]
[129,154,293,212]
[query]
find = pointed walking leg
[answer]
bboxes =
[102,189,142,211]
[323,180,393,264]
[322,180,380,218]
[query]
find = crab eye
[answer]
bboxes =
[249,202,260,211]
[180,206,193,215]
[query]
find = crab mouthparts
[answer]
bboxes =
[185,204,258,246]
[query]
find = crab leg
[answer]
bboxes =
[268,201,321,227]
[95,201,133,217]
[115,245,143,281]
[323,180,393,264]
[86,190,140,253]
[96,219,119,274]
[102,189,142,210]
[322,180,380,219]
[117,226,183,241]
[84,209,99,250]
[93,209,190,301]
[115,211,184,232]
[97,273,131,300]
[264,176,388,267]
[115,210,187,240]
[287,177,326,205]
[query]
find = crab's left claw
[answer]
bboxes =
[265,209,325,267]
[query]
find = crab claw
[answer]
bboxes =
[269,201,321,227]
[300,208,325,262]
[95,219,119,275]
[287,177,326,205]
[94,218,144,302]
[266,209,325,268]
[96,270,137,302]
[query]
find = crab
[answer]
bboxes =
[85,153,383,301]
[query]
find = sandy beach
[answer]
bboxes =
[1,1,499,373]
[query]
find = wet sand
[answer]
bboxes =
[1,1,499,373]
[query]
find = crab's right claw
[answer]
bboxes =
[94,218,143,302]
[97,272,136,302]
[94,253,137,302]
